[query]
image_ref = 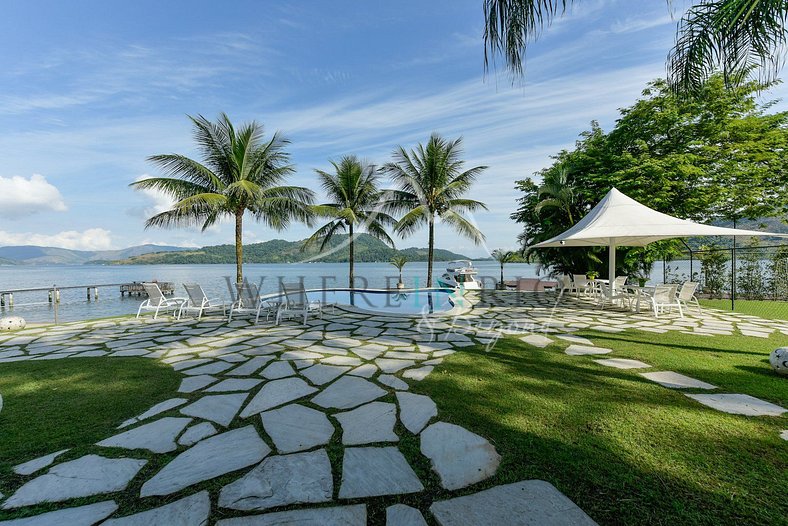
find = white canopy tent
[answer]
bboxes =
[531,188,788,292]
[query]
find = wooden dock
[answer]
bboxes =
[0,281,175,306]
[119,282,175,297]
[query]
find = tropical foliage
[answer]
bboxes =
[482,0,788,95]
[131,114,314,285]
[384,134,488,286]
[491,248,518,288]
[390,255,408,287]
[304,156,397,288]
[512,75,788,277]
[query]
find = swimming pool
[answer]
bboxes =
[270,288,461,315]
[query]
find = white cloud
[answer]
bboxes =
[0,174,67,219]
[0,228,113,250]
[133,174,175,217]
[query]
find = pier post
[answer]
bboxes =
[54,289,60,303]
[94,287,99,300]
[7,293,12,307]
[87,287,91,301]
[48,290,53,303]
[0,293,4,307]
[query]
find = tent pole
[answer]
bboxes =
[608,241,616,297]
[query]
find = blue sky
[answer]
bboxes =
[1,0,785,256]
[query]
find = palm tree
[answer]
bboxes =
[534,168,576,224]
[304,156,397,288]
[383,134,488,287]
[390,255,408,289]
[491,249,518,289]
[131,113,314,286]
[482,0,787,95]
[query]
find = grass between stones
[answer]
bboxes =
[699,299,788,321]
[413,330,788,526]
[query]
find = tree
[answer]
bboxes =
[390,255,408,288]
[698,243,730,298]
[383,134,488,287]
[482,0,788,95]
[132,113,314,286]
[491,249,518,288]
[304,156,397,288]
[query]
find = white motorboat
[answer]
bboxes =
[437,260,481,290]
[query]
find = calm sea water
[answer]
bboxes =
[0,261,541,323]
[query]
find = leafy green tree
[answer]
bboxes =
[491,249,518,288]
[383,134,488,287]
[304,156,397,288]
[482,0,788,95]
[132,113,314,285]
[698,243,730,298]
[736,238,767,299]
[768,244,788,299]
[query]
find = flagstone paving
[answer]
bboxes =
[0,290,785,524]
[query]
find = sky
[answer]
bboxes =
[1,0,786,257]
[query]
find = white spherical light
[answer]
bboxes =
[770,347,788,376]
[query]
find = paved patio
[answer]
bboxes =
[0,290,784,525]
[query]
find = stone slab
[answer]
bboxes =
[261,361,295,379]
[396,392,437,434]
[260,404,335,453]
[386,504,427,526]
[378,374,409,390]
[102,491,210,525]
[402,366,433,381]
[180,393,248,427]
[685,393,786,416]
[215,504,366,525]
[420,422,500,490]
[429,479,598,525]
[564,345,612,356]
[312,376,386,409]
[593,358,651,370]
[98,417,192,453]
[520,334,552,348]
[339,446,423,498]
[0,500,118,525]
[205,378,263,392]
[376,358,415,373]
[178,375,218,393]
[119,398,189,428]
[140,425,269,497]
[178,422,218,446]
[301,363,350,385]
[240,377,318,417]
[640,371,717,390]
[13,449,69,476]
[219,449,332,511]
[335,402,398,445]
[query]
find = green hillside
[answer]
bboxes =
[104,234,470,264]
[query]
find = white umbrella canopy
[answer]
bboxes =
[531,187,788,286]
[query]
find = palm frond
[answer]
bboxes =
[440,210,486,245]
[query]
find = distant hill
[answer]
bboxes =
[0,244,190,265]
[105,234,470,264]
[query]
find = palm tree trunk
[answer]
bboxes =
[349,223,354,289]
[500,263,504,286]
[427,216,434,287]
[235,209,243,286]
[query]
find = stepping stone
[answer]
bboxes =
[178,422,218,446]
[780,430,788,441]
[240,378,318,417]
[301,364,350,385]
[348,363,377,378]
[141,425,269,497]
[280,350,323,361]
[261,361,295,379]
[378,374,408,390]
[385,351,429,360]
[336,402,398,445]
[376,358,415,373]
[98,417,192,453]
[420,422,500,490]
[178,375,218,393]
[339,447,424,498]
[215,504,367,525]
[564,344,612,356]
[430,479,598,526]
[640,371,717,390]
[119,398,189,428]
[180,393,248,427]
[205,378,263,392]
[172,358,211,371]
[181,361,234,376]
[219,450,333,511]
[354,346,386,360]
[402,366,433,381]
[312,376,386,409]
[685,393,786,416]
[556,334,594,346]
[260,404,335,453]
[322,355,362,366]
[396,392,437,434]
[3,455,147,508]
[387,504,427,526]
[13,449,69,476]
[0,500,118,525]
[102,491,210,525]
[594,358,651,370]
[227,356,273,376]
[520,334,552,348]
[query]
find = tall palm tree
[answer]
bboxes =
[383,134,488,287]
[491,249,518,288]
[131,113,314,286]
[482,0,787,95]
[304,156,397,288]
[534,168,576,224]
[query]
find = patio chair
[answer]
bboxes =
[676,281,701,314]
[179,283,226,320]
[598,276,632,310]
[275,282,322,325]
[572,276,593,298]
[643,284,683,318]
[136,282,187,319]
[228,282,262,322]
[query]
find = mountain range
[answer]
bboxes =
[0,244,189,265]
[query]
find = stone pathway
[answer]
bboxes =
[0,290,785,524]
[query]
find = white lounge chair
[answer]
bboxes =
[643,284,683,318]
[228,282,261,322]
[676,281,701,314]
[136,282,187,319]
[180,283,226,320]
[275,282,322,325]
[598,276,630,309]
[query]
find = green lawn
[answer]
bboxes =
[0,358,180,487]
[699,298,788,321]
[415,329,788,526]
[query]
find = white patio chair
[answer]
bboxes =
[179,283,226,320]
[136,282,187,319]
[598,276,632,310]
[572,277,593,298]
[643,284,683,318]
[228,282,262,322]
[275,282,322,325]
[676,281,701,314]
